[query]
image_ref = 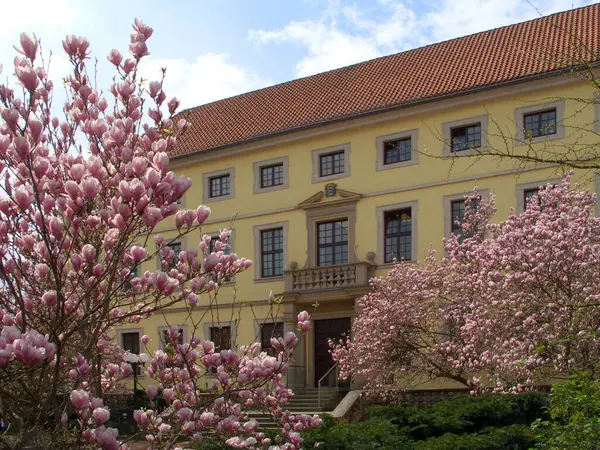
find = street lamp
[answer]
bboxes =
[123,352,149,392]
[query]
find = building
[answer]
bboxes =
[117,4,600,393]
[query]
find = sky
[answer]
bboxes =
[0,0,595,112]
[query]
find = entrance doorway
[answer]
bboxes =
[314,318,351,387]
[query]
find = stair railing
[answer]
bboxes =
[318,363,339,409]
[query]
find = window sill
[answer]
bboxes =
[204,194,235,204]
[253,276,284,284]
[376,159,418,171]
[376,261,416,269]
[442,147,485,158]
[312,171,349,184]
[514,132,564,147]
[255,184,288,195]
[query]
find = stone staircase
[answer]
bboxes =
[287,387,340,413]
[249,387,343,430]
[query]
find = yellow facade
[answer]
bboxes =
[118,74,600,390]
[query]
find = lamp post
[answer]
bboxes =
[123,352,149,393]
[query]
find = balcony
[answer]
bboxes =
[284,262,375,293]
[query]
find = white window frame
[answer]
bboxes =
[442,115,489,157]
[253,156,289,194]
[514,100,565,146]
[311,143,351,183]
[375,200,418,266]
[203,168,235,203]
[253,221,288,282]
[375,129,419,171]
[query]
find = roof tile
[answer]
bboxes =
[172,4,600,158]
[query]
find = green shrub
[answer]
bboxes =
[533,374,600,449]
[368,391,548,440]
[190,440,231,450]
[415,425,537,450]
[301,414,412,450]
[302,392,548,449]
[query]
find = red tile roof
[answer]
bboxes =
[172,4,600,158]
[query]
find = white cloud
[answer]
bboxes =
[249,0,594,78]
[424,0,594,42]
[0,0,79,115]
[140,53,272,109]
[0,0,77,39]
[250,22,380,77]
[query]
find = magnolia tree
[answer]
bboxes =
[0,19,318,450]
[334,176,600,394]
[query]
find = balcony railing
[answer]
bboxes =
[284,262,374,293]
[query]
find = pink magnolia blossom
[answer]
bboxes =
[0,17,314,450]
[145,384,158,401]
[335,177,600,394]
[93,407,110,425]
[70,390,90,410]
[16,33,38,60]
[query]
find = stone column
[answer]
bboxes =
[282,300,306,388]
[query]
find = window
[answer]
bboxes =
[319,151,345,177]
[209,174,230,198]
[376,130,418,171]
[451,123,481,152]
[122,332,140,354]
[524,109,556,138]
[383,137,412,165]
[523,188,540,210]
[444,193,486,242]
[254,222,288,281]
[203,168,235,203]
[384,208,412,263]
[317,219,348,266]
[253,157,289,194]
[260,322,284,356]
[121,331,142,375]
[209,236,232,282]
[125,265,139,291]
[516,180,560,213]
[209,326,231,372]
[165,241,182,269]
[515,101,564,145]
[261,228,283,278]
[160,328,184,350]
[210,236,230,255]
[312,144,350,182]
[442,115,488,157]
[260,164,284,189]
[376,201,418,265]
[450,199,480,242]
[450,200,466,238]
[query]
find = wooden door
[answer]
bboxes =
[314,318,351,387]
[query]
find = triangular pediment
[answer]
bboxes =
[298,186,361,210]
